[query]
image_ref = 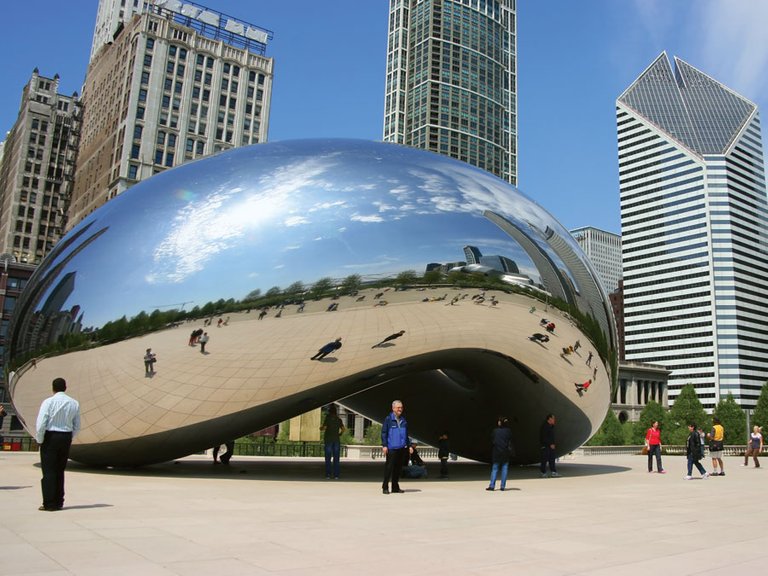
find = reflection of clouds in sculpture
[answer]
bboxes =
[8,139,615,467]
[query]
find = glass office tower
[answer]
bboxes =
[383,0,517,184]
[617,52,768,409]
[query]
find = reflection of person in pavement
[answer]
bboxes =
[529,333,549,343]
[311,338,343,360]
[372,330,406,348]
[401,442,427,478]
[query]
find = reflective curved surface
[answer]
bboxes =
[7,139,616,466]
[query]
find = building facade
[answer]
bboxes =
[0,71,81,265]
[617,53,768,410]
[383,0,517,184]
[570,226,622,294]
[71,0,273,227]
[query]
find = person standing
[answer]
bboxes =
[199,332,209,354]
[487,417,513,491]
[539,414,559,478]
[438,432,450,479]
[143,348,156,376]
[707,417,726,476]
[743,425,763,468]
[320,404,345,479]
[685,423,709,480]
[644,420,666,473]
[212,440,235,465]
[381,400,412,494]
[35,377,81,511]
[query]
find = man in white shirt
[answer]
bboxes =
[35,377,81,511]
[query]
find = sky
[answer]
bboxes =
[2,0,768,236]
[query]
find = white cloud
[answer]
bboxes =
[284,216,309,227]
[351,213,384,223]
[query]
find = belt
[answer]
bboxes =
[45,430,73,435]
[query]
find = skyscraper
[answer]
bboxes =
[570,226,622,293]
[383,0,517,184]
[0,70,81,264]
[617,52,768,410]
[71,0,273,227]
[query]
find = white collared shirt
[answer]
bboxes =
[35,392,81,444]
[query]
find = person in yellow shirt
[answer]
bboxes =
[707,417,725,476]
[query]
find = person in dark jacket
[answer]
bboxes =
[685,423,710,480]
[540,414,559,477]
[487,417,514,491]
[381,400,413,494]
[310,337,342,360]
[438,432,450,478]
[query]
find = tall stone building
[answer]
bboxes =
[71,0,274,227]
[617,53,768,410]
[0,70,81,264]
[383,0,517,184]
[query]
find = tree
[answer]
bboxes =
[312,277,334,299]
[285,281,305,296]
[632,400,668,444]
[666,384,709,444]
[587,410,625,446]
[243,288,262,302]
[363,423,382,446]
[713,393,746,445]
[340,274,362,295]
[395,270,418,286]
[266,286,282,297]
[751,382,768,433]
[423,269,442,285]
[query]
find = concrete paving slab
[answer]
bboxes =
[0,451,765,575]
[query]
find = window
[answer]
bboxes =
[131,144,140,159]
[128,164,138,179]
[154,149,164,164]
[165,152,174,166]
[144,54,152,66]
[136,106,145,120]
[167,133,176,148]
[196,141,204,154]
[138,89,147,102]
[169,45,177,57]
[157,131,166,145]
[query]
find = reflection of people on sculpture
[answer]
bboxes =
[529,333,549,343]
[586,351,593,366]
[143,348,157,377]
[574,379,591,396]
[213,440,235,465]
[311,337,342,360]
[297,302,305,312]
[438,432,450,478]
[320,404,345,479]
[199,332,209,354]
[258,309,268,320]
[401,441,427,478]
[381,399,413,494]
[326,302,339,312]
[372,330,406,348]
[545,322,556,333]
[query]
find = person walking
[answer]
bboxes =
[438,432,450,479]
[381,400,412,494]
[487,417,514,491]
[371,330,406,348]
[707,417,726,476]
[644,420,666,473]
[143,348,157,376]
[743,425,763,468]
[35,377,81,511]
[685,423,710,480]
[320,404,345,479]
[539,414,559,477]
[310,338,342,361]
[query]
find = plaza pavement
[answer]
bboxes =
[1,451,766,575]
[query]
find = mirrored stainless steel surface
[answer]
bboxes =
[7,139,616,466]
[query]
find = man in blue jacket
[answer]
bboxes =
[381,399,413,494]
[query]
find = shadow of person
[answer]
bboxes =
[318,356,339,363]
[60,504,114,510]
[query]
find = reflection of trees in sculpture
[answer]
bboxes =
[340,274,362,295]
[311,277,333,299]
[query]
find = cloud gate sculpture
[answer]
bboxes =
[7,139,616,467]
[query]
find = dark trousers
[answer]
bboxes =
[40,431,72,509]
[440,457,449,478]
[540,446,557,474]
[382,447,408,490]
[647,444,663,471]
[213,441,235,463]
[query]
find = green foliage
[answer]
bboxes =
[586,410,625,445]
[751,382,768,433]
[311,277,334,298]
[622,420,636,445]
[633,400,668,444]
[266,286,282,297]
[423,270,442,285]
[276,420,290,442]
[363,423,382,446]
[285,281,305,295]
[713,393,746,445]
[339,428,356,445]
[340,274,362,295]
[666,384,709,444]
[243,288,262,302]
[395,270,418,285]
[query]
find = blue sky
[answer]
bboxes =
[1,0,767,236]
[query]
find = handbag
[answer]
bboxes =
[641,445,649,455]
[710,440,724,451]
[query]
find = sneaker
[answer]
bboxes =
[684,475,693,480]
[702,472,710,479]
[719,471,725,476]
[486,486,495,491]
[741,463,748,467]
[658,470,667,474]
[541,473,549,478]
[550,472,561,478]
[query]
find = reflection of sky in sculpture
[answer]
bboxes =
[37,140,582,329]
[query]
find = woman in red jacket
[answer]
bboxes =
[645,421,666,473]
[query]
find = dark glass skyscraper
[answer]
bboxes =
[383,0,517,184]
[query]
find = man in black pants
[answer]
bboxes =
[381,400,413,494]
[539,413,560,478]
[35,378,81,511]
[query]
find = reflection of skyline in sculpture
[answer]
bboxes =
[7,140,615,467]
